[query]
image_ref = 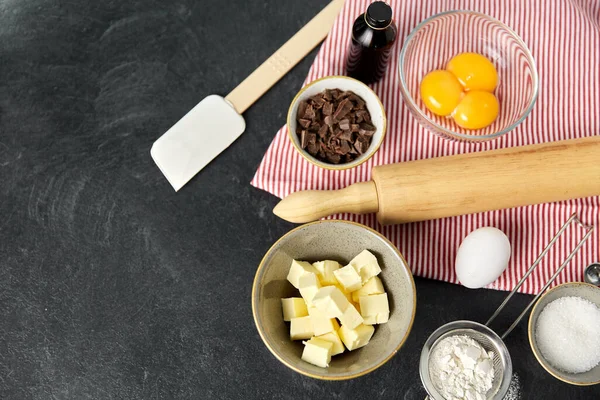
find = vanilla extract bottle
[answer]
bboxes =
[346,1,398,84]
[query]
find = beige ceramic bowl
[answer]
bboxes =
[287,76,387,170]
[252,220,416,380]
[528,282,600,386]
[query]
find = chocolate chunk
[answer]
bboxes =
[295,89,375,165]
[303,104,316,120]
[298,101,308,119]
[301,130,309,148]
[333,98,353,121]
[310,95,326,109]
[340,141,352,155]
[318,124,329,139]
[359,122,376,137]
[326,152,341,164]
[354,136,370,154]
[349,93,365,109]
[298,118,311,129]
[307,141,319,156]
[338,130,353,142]
[339,119,350,131]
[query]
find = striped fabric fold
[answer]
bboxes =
[251,0,600,294]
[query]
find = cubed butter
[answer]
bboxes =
[281,297,308,321]
[333,264,362,292]
[359,293,390,325]
[308,306,340,336]
[338,324,375,351]
[312,260,340,285]
[338,303,364,330]
[311,286,350,318]
[351,276,385,303]
[349,250,382,284]
[298,273,321,305]
[301,338,333,368]
[290,316,314,340]
[335,284,353,303]
[287,260,319,289]
[316,330,345,356]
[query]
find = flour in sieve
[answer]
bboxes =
[429,335,495,400]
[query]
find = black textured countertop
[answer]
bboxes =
[1,1,598,399]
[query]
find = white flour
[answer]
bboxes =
[429,335,495,400]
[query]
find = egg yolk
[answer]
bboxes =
[446,53,498,92]
[419,70,464,116]
[452,91,499,130]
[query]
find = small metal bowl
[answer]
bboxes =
[420,320,513,400]
[528,282,600,386]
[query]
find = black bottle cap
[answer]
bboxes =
[365,1,392,29]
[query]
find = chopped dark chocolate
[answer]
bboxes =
[339,119,350,131]
[298,118,311,129]
[332,98,353,121]
[303,104,316,120]
[295,89,376,164]
[310,95,326,109]
[318,124,329,139]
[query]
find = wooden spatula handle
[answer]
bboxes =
[372,136,600,224]
[225,0,345,114]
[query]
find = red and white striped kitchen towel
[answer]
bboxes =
[251,0,600,294]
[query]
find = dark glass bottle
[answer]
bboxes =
[345,1,398,84]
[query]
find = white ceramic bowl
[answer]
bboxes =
[287,76,387,170]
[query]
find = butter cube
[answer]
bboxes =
[312,260,340,285]
[333,264,363,292]
[352,276,385,302]
[335,284,354,303]
[338,303,364,330]
[338,324,375,351]
[312,286,350,318]
[290,316,314,340]
[287,260,319,289]
[308,306,340,336]
[298,273,321,305]
[281,297,308,321]
[349,250,382,284]
[316,330,345,356]
[359,293,390,325]
[301,338,333,368]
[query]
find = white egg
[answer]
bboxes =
[455,227,511,289]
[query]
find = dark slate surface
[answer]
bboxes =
[0,0,598,399]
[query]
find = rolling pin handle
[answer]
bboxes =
[273,181,379,223]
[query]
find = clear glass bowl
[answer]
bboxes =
[398,10,539,142]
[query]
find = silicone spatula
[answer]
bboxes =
[151,0,346,191]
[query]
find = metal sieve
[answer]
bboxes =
[419,213,594,400]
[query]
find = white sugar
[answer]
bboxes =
[536,296,600,374]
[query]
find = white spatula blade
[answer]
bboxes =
[151,95,245,191]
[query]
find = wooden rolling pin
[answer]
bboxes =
[273,136,600,225]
